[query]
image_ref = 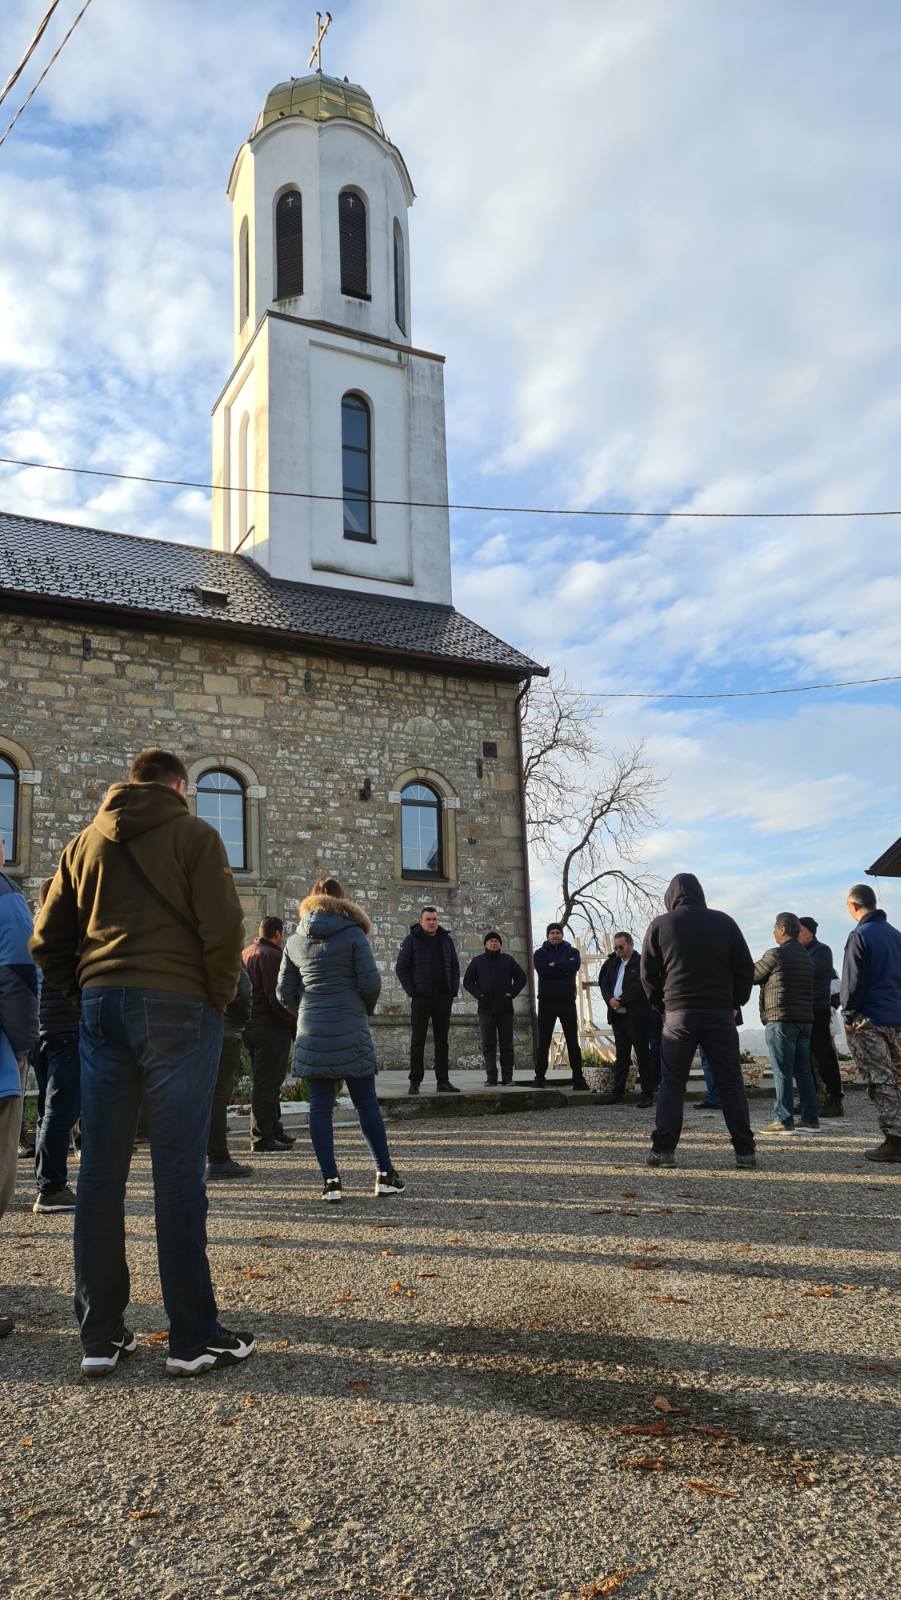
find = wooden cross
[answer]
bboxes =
[307,11,332,72]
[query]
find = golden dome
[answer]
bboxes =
[253,74,385,139]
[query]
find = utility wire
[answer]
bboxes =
[1,452,900,520]
[0,0,94,152]
[553,674,901,701]
[0,0,63,109]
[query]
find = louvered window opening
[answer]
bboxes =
[276,191,303,300]
[393,219,406,334]
[339,191,368,298]
[239,218,250,327]
[342,393,372,541]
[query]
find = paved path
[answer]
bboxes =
[1,1096,898,1599]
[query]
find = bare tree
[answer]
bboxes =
[520,669,663,947]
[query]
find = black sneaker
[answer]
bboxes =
[165,1328,256,1378]
[529,1077,547,1088]
[571,1077,591,1092]
[820,1099,844,1118]
[33,1185,77,1213]
[484,1077,499,1087]
[252,1137,290,1152]
[322,1177,343,1203]
[80,1329,137,1378]
[634,1092,654,1108]
[735,1152,757,1170]
[206,1158,254,1180]
[501,1077,513,1086]
[599,1093,624,1105]
[436,1082,460,1093]
[375,1168,406,1195]
[694,1100,720,1111]
[274,1130,297,1147]
[407,1083,420,1096]
[647,1150,676,1168]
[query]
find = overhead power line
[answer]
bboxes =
[0,0,94,152]
[1,452,901,520]
[0,0,64,110]
[555,674,901,701]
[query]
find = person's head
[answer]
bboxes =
[37,876,55,909]
[483,931,503,953]
[259,915,285,948]
[128,748,188,794]
[847,883,877,923]
[773,912,800,945]
[546,922,564,945]
[797,916,818,947]
[613,931,634,959]
[419,906,439,935]
[311,874,344,900]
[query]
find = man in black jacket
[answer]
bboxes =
[753,912,818,1133]
[640,873,755,1168]
[798,916,843,1115]
[533,923,589,1090]
[598,931,656,1107]
[395,907,461,1093]
[243,917,297,1152]
[463,933,527,1086]
[32,876,82,1214]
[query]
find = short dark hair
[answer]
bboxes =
[848,883,877,911]
[259,916,284,940]
[798,916,818,935]
[613,931,633,945]
[129,748,188,786]
[311,875,344,899]
[483,931,503,945]
[420,905,438,917]
[774,912,801,939]
[546,921,564,935]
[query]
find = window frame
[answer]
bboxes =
[238,216,250,328]
[195,767,248,872]
[399,781,445,880]
[275,188,304,301]
[341,391,374,543]
[0,754,18,865]
[393,218,406,335]
[338,188,370,300]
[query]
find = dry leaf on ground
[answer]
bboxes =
[129,1509,162,1519]
[685,1424,739,1442]
[794,1470,817,1487]
[145,1331,168,1346]
[578,1569,638,1599]
[418,1272,439,1279]
[336,1292,354,1303]
[648,1295,690,1305]
[629,1260,664,1271]
[685,1480,740,1498]
[652,1396,677,1413]
[616,1421,671,1437]
[618,1456,669,1472]
[345,1379,375,1396]
[275,1340,290,1351]
[804,1286,834,1298]
[242,1269,266,1280]
[18,1438,32,1448]
[218,1415,241,1428]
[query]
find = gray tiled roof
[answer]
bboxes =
[0,511,542,679]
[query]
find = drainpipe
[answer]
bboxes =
[514,674,538,1069]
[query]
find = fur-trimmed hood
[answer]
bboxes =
[298,893,371,937]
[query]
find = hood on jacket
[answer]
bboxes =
[91,782,189,843]
[664,873,707,911]
[299,893,371,939]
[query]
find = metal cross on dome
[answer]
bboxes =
[307,11,333,73]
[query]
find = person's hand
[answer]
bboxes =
[610,997,621,1010]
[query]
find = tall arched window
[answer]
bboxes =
[196,770,247,870]
[238,216,250,328]
[342,392,372,540]
[393,219,406,335]
[0,756,17,861]
[400,782,443,878]
[237,412,251,543]
[275,190,303,299]
[339,189,368,297]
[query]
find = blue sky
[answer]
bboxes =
[3,0,901,967]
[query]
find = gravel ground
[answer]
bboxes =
[1,1094,899,1600]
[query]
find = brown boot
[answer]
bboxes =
[864,1135,901,1163]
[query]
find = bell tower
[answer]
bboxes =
[211,71,453,605]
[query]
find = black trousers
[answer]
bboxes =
[479,1012,515,1082]
[810,1008,843,1101]
[249,1022,293,1141]
[208,1035,243,1163]
[611,1008,657,1095]
[653,1008,754,1156]
[536,998,582,1079]
[409,994,453,1084]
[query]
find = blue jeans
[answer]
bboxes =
[307,1076,391,1179]
[699,1046,721,1108]
[765,1021,817,1126]
[76,987,224,1357]
[34,1033,81,1194]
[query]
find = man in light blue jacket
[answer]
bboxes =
[0,839,40,1337]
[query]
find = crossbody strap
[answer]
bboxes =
[117,838,204,950]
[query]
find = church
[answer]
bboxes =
[0,66,544,1067]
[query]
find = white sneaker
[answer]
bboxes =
[80,1329,137,1378]
[321,1177,343,1202]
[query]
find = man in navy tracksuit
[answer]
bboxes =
[532,923,588,1089]
[841,883,901,1163]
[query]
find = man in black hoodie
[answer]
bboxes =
[640,874,756,1168]
[463,933,527,1085]
[395,907,461,1093]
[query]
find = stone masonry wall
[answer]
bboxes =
[0,611,534,1072]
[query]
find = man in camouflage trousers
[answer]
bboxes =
[840,883,901,1163]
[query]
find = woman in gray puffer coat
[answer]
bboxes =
[276,876,404,1202]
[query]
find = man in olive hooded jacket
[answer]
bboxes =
[31,748,252,1379]
[640,873,756,1168]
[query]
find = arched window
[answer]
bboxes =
[342,392,372,540]
[0,756,17,862]
[237,412,251,544]
[275,190,303,299]
[339,189,368,297]
[238,216,250,328]
[393,219,406,335]
[400,782,443,878]
[196,770,247,870]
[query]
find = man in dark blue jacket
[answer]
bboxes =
[841,883,901,1162]
[463,933,527,1086]
[798,916,844,1115]
[533,923,588,1089]
[395,907,461,1093]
